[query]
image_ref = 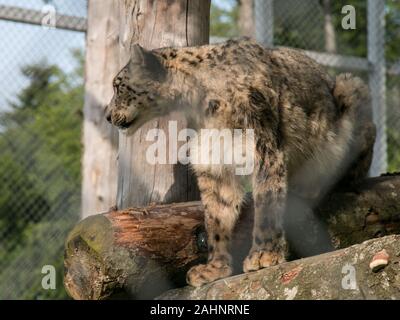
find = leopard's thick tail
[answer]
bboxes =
[333,73,372,120]
[333,73,376,184]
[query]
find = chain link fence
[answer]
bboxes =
[211,0,400,175]
[0,0,399,300]
[0,0,87,299]
[266,0,399,175]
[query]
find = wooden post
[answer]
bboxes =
[116,0,210,208]
[81,0,119,217]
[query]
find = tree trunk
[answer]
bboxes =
[237,0,254,37]
[81,0,119,217]
[322,0,337,53]
[64,174,400,299]
[116,0,210,208]
[158,235,400,300]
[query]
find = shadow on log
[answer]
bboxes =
[64,174,400,299]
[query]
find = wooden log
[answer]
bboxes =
[64,174,400,299]
[64,202,207,300]
[158,234,400,300]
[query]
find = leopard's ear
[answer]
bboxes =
[131,43,146,63]
[130,43,167,80]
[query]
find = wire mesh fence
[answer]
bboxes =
[0,0,86,299]
[211,0,400,174]
[256,0,399,175]
[0,0,398,299]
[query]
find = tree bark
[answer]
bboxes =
[158,235,400,300]
[64,174,400,299]
[237,0,255,37]
[81,0,119,217]
[116,0,210,208]
[322,0,337,53]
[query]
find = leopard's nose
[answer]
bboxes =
[119,120,131,128]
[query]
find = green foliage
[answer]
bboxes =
[210,0,239,37]
[387,75,400,172]
[329,0,399,61]
[388,128,400,172]
[386,1,400,64]
[0,51,83,299]
[274,0,325,51]
[330,0,367,57]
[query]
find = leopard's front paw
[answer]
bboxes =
[243,249,285,273]
[186,260,232,287]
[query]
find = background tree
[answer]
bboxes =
[237,0,254,37]
[0,51,83,299]
[210,0,239,37]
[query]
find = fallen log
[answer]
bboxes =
[64,174,400,299]
[158,234,400,300]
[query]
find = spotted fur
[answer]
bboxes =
[106,38,376,287]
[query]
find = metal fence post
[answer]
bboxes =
[255,0,274,47]
[368,0,387,176]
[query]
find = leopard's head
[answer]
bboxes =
[105,44,169,132]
